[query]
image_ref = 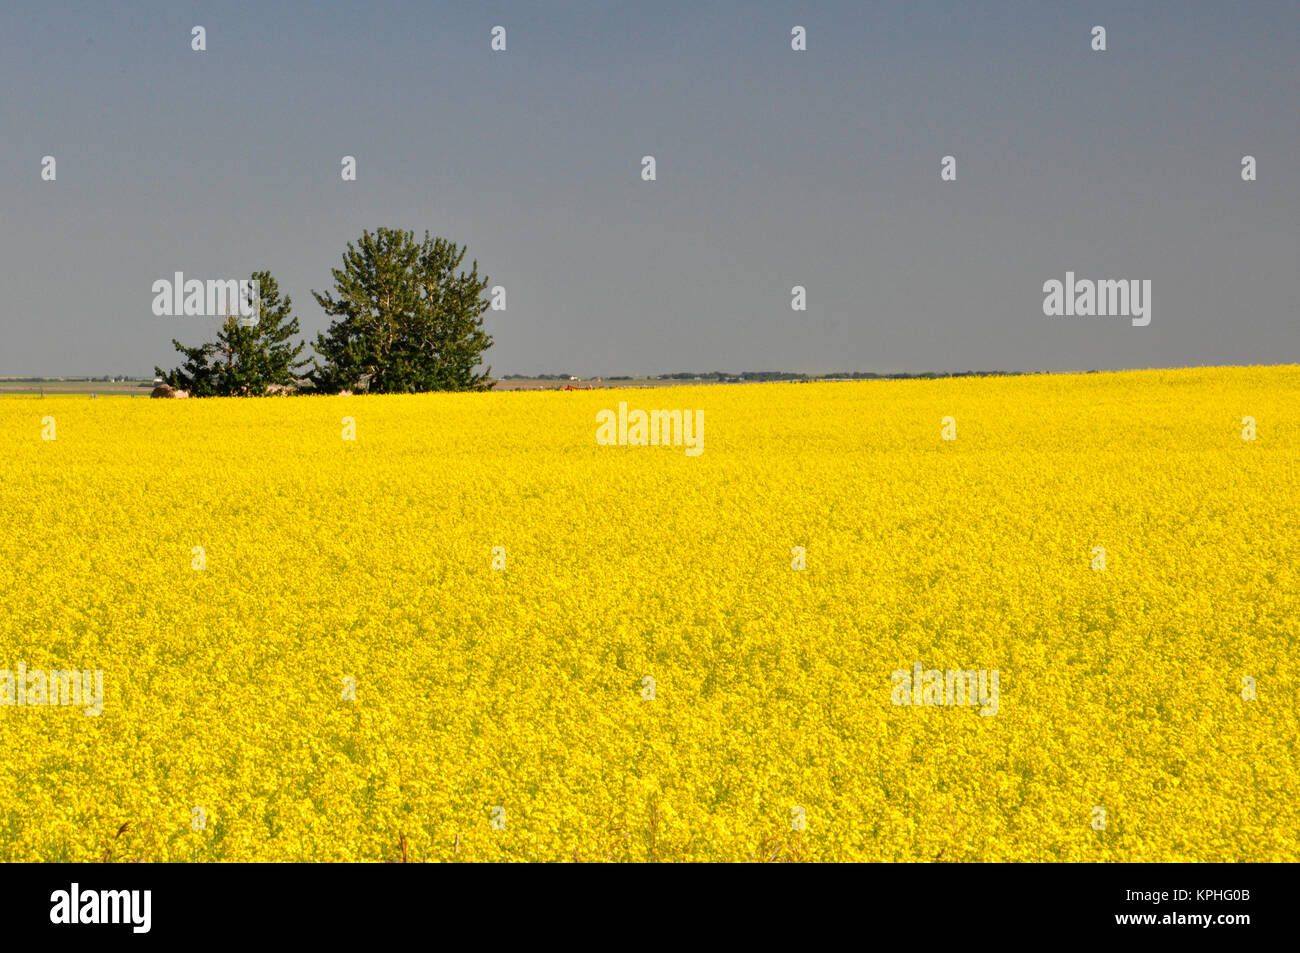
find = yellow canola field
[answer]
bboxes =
[1,365,1297,862]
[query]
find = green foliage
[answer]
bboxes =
[155,271,309,396]
[310,228,494,394]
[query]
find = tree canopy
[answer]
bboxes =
[310,228,494,394]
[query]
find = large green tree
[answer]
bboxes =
[156,271,309,396]
[310,228,494,393]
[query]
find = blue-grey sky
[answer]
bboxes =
[2,1,1296,376]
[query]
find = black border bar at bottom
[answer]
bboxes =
[0,861,1277,942]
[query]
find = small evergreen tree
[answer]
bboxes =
[157,336,220,396]
[310,228,494,393]
[156,271,309,396]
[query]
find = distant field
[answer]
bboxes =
[0,377,721,395]
[0,380,155,396]
[2,365,1297,861]
[492,377,728,390]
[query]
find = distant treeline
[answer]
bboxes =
[815,370,1024,380]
